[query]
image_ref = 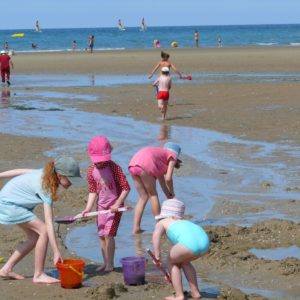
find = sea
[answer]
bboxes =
[1,24,300,52]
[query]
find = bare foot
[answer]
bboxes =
[0,270,24,280]
[104,265,114,272]
[96,264,106,272]
[189,289,202,299]
[165,295,184,300]
[33,273,60,284]
[132,228,145,234]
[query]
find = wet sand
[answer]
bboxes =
[0,48,300,299]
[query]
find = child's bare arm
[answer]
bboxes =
[0,169,33,179]
[82,193,97,215]
[170,63,182,78]
[110,189,129,211]
[149,63,160,79]
[152,222,166,260]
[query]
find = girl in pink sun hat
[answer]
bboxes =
[81,136,130,272]
[128,142,182,234]
[152,198,210,300]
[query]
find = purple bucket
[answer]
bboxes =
[120,256,146,285]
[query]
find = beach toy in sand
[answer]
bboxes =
[55,206,130,224]
[146,249,172,283]
[171,41,178,48]
[56,259,85,289]
[11,33,25,37]
[120,256,146,285]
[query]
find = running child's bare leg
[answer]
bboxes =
[182,262,202,299]
[132,175,149,234]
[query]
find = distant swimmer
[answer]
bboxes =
[140,18,146,31]
[35,20,40,32]
[194,30,199,48]
[31,43,38,49]
[118,19,125,31]
[153,39,161,48]
[72,40,77,51]
[218,35,222,48]
[88,35,94,53]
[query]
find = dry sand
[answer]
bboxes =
[0,48,300,300]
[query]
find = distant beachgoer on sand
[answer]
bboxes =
[0,156,83,283]
[128,142,182,234]
[81,136,130,272]
[148,51,182,79]
[89,35,94,53]
[72,40,77,51]
[152,198,210,300]
[218,35,222,48]
[153,39,161,48]
[0,50,13,86]
[153,66,172,120]
[3,42,8,50]
[194,30,199,48]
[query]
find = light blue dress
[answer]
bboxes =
[0,169,52,225]
[166,220,209,255]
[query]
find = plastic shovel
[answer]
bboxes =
[55,207,129,225]
[146,248,172,284]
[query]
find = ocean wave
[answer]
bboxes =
[12,48,126,54]
[256,42,278,46]
[290,42,300,46]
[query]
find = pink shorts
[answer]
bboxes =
[96,210,122,237]
[157,91,169,101]
[128,166,143,176]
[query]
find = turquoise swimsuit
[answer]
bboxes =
[166,220,209,255]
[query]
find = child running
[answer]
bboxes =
[153,66,172,120]
[128,142,182,234]
[148,51,182,79]
[81,136,130,272]
[0,156,83,283]
[152,198,210,300]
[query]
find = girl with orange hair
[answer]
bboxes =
[0,156,82,284]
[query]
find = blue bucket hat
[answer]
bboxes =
[164,142,182,162]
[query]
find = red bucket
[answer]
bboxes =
[56,259,85,289]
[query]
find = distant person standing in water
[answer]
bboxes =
[89,35,94,53]
[0,50,13,86]
[72,40,77,51]
[218,35,222,48]
[148,51,182,79]
[3,42,8,50]
[194,30,199,48]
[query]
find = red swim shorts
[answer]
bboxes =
[157,91,169,101]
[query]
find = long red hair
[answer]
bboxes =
[42,161,60,202]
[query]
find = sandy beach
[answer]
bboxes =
[0,47,300,300]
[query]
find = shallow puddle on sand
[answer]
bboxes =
[8,72,300,88]
[250,245,300,260]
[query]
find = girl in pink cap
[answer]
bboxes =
[82,136,130,272]
[128,142,182,234]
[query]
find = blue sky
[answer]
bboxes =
[1,0,299,29]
